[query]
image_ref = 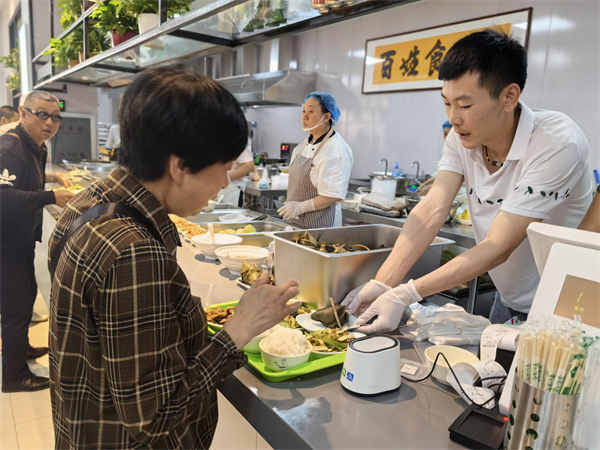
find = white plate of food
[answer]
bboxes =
[296,311,357,333]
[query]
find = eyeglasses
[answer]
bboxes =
[24,107,63,123]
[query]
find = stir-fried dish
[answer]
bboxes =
[307,328,356,353]
[281,305,313,329]
[206,306,235,325]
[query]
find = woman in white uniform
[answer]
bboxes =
[219,138,255,206]
[278,92,353,228]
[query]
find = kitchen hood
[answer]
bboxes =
[217,70,317,107]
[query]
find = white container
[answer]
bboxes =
[424,345,480,385]
[214,245,269,275]
[203,200,217,212]
[271,174,289,190]
[259,337,311,372]
[371,177,397,200]
[191,234,242,260]
[138,13,159,34]
[340,335,401,395]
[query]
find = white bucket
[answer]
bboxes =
[271,174,289,190]
[138,13,159,34]
[371,177,397,200]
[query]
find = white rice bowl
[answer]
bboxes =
[243,325,281,354]
[259,327,311,372]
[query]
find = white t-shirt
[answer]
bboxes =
[290,132,354,227]
[106,124,120,149]
[438,101,593,313]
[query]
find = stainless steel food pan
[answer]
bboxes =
[273,225,454,308]
[187,210,249,223]
[195,221,287,248]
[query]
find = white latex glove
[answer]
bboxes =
[278,199,315,222]
[340,279,390,315]
[356,280,423,334]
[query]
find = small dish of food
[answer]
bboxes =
[214,245,269,275]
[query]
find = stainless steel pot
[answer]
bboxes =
[405,196,463,223]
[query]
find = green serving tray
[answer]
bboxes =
[205,301,346,382]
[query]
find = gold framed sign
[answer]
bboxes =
[362,8,532,94]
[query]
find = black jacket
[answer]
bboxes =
[0,125,55,255]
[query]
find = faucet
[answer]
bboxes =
[379,158,389,176]
[411,160,420,180]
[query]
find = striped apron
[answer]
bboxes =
[286,128,337,229]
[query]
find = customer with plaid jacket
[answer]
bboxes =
[48,68,301,449]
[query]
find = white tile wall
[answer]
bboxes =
[245,0,600,178]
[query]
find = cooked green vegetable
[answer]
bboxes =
[280,305,312,329]
[307,329,356,353]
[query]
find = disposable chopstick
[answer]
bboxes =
[329,296,342,329]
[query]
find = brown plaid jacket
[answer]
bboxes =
[48,167,246,449]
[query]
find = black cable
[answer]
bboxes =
[401,352,505,408]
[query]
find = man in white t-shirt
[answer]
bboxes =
[342,30,593,332]
[218,138,254,206]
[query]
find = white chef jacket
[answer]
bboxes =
[106,124,121,149]
[290,132,354,227]
[438,101,593,313]
[219,140,254,204]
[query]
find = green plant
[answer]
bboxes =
[0,47,21,93]
[58,0,83,30]
[90,0,137,36]
[124,0,191,18]
[71,26,111,55]
[43,37,79,67]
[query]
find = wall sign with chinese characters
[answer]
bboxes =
[362,9,531,94]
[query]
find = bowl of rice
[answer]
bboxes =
[244,325,281,354]
[259,327,312,372]
[215,245,269,275]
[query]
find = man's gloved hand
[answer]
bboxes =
[277,199,315,222]
[356,280,422,334]
[340,279,390,315]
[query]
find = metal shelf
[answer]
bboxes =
[34,0,416,90]
[32,1,102,64]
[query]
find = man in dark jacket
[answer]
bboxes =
[0,91,74,392]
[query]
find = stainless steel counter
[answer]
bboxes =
[343,207,477,249]
[177,241,466,450]
[244,182,288,198]
[43,200,469,450]
[244,182,287,213]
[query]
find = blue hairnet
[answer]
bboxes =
[304,91,341,123]
[442,120,452,130]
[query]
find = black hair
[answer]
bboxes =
[118,67,248,181]
[310,95,333,126]
[0,105,19,121]
[438,29,527,99]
